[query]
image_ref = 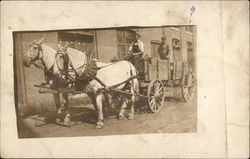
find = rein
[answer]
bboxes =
[90,62,117,70]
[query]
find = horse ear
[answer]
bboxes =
[36,37,44,44]
[63,42,69,51]
[57,44,62,49]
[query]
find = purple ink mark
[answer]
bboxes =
[189,6,196,23]
[190,6,195,16]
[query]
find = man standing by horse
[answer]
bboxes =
[127,32,145,70]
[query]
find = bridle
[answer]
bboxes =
[28,43,48,71]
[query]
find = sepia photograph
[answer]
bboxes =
[14,26,197,138]
[1,1,248,158]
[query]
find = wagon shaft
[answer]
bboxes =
[34,84,91,94]
[109,88,149,99]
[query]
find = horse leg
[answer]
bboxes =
[53,93,61,114]
[95,93,104,129]
[87,92,98,111]
[62,93,71,126]
[128,79,139,120]
[128,94,135,120]
[119,97,128,120]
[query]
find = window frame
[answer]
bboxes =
[185,26,193,34]
[150,40,161,58]
[116,29,136,59]
[172,38,182,61]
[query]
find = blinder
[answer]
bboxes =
[29,43,43,63]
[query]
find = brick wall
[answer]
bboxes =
[19,32,59,114]
[96,30,118,62]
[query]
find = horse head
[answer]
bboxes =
[23,37,44,67]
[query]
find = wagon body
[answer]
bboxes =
[138,58,193,85]
[134,48,195,112]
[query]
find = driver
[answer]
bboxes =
[127,32,145,69]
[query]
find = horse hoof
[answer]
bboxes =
[128,113,135,120]
[119,115,125,120]
[96,121,104,129]
[64,121,71,127]
[56,118,61,123]
[57,109,62,114]
[63,114,71,126]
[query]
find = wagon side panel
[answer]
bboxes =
[147,58,158,81]
[158,59,169,81]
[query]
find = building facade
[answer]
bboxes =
[14,26,196,114]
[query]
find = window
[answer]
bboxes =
[185,26,193,33]
[172,38,181,61]
[58,31,96,58]
[187,41,194,65]
[187,41,193,52]
[117,29,135,59]
[151,40,161,58]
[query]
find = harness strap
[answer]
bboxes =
[89,72,107,88]
[110,75,138,89]
[91,62,117,70]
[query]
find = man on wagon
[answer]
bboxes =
[127,32,145,70]
[158,36,169,59]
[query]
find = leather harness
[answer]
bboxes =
[31,45,137,93]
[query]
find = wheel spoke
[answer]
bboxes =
[188,87,193,94]
[186,89,190,99]
[155,97,162,104]
[150,91,154,96]
[150,87,155,96]
[148,80,165,113]
[150,98,155,106]
[151,98,156,110]
[189,78,194,83]
[154,100,159,111]
[183,87,188,99]
[154,82,160,92]
[155,102,159,111]
[155,86,163,95]
[182,73,195,102]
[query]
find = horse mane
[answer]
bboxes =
[41,44,57,69]
[66,47,87,74]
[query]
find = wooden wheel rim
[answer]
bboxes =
[147,80,165,113]
[182,72,195,102]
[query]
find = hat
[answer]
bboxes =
[135,32,141,37]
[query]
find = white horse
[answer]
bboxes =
[23,38,139,128]
[23,38,71,125]
[64,45,139,128]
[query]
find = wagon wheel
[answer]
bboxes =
[181,72,195,102]
[147,80,165,113]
